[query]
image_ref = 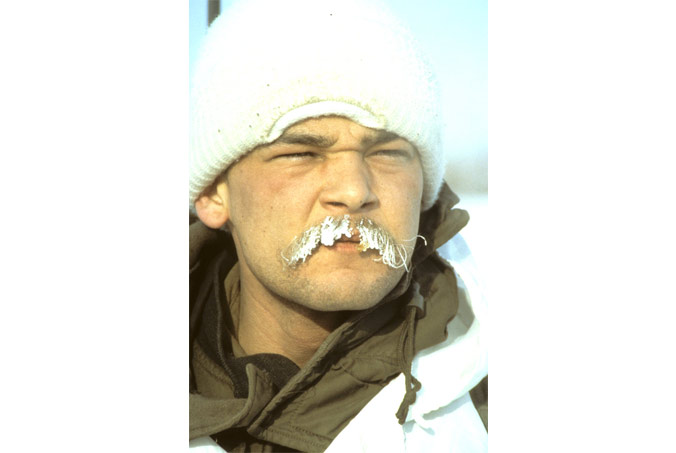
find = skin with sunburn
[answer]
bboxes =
[195,116,424,366]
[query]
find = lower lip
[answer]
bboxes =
[330,242,361,252]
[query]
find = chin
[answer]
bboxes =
[279,266,405,312]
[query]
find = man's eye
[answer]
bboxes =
[371,149,409,159]
[275,152,317,160]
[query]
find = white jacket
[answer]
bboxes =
[191,234,488,452]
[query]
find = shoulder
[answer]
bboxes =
[326,234,489,451]
[325,371,487,452]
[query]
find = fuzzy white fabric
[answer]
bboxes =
[189,0,445,210]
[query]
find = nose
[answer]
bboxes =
[319,153,378,213]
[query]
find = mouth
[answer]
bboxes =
[328,234,362,252]
[334,233,360,244]
[282,215,410,269]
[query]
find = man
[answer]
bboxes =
[189,0,487,451]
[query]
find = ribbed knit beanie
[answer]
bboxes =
[189,0,446,211]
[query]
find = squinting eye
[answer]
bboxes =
[275,152,317,160]
[371,149,409,159]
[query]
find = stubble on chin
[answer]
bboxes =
[270,258,406,312]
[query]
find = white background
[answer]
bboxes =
[2,1,675,452]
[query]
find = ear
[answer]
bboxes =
[195,180,230,229]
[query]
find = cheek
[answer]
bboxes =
[404,166,425,211]
[375,166,423,206]
[228,168,316,239]
[229,167,287,216]
[373,167,424,234]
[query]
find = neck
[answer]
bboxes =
[236,272,348,368]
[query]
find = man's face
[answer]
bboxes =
[221,116,423,311]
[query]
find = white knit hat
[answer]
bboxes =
[189,0,446,211]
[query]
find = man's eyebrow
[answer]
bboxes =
[275,133,338,148]
[274,129,404,149]
[359,130,404,149]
